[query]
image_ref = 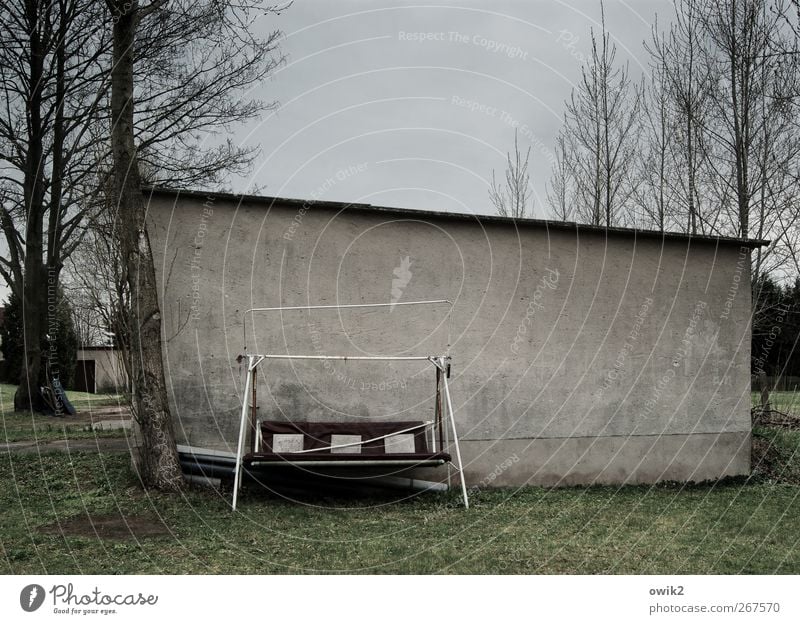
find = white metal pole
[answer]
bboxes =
[246,354,435,361]
[438,361,451,488]
[441,358,469,509]
[247,299,451,313]
[430,361,437,453]
[232,355,254,511]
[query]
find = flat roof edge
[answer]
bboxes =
[144,186,769,248]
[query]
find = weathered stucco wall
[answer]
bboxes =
[146,190,753,487]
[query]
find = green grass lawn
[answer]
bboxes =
[752,390,800,413]
[753,427,800,483]
[0,383,126,442]
[0,382,123,412]
[0,445,798,574]
[0,392,796,574]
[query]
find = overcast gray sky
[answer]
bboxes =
[227,0,673,218]
[1,1,674,306]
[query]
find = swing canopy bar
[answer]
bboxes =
[241,299,453,352]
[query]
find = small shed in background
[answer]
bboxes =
[74,346,125,394]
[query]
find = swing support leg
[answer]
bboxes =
[439,357,469,509]
[232,355,255,511]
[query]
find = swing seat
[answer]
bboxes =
[243,420,451,466]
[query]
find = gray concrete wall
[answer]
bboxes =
[146,191,753,487]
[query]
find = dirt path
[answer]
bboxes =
[1,437,133,454]
[1,405,134,455]
[47,405,131,428]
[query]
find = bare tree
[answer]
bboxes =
[700,0,800,278]
[647,0,713,234]
[65,183,130,367]
[1,0,286,417]
[103,0,180,489]
[559,3,640,227]
[563,41,603,226]
[489,130,534,218]
[547,131,574,222]
[637,0,800,276]
[633,55,675,231]
[101,0,287,489]
[0,0,110,410]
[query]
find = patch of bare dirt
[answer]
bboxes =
[26,406,131,429]
[751,434,800,485]
[751,436,786,481]
[38,512,170,540]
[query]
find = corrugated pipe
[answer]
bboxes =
[179,454,447,493]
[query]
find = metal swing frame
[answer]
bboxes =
[231,300,469,510]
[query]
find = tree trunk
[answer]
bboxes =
[687,114,698,235]
[686,5,697,236]
[15,0,47,412]
[15,257,44,411]
[44,0,67,396]
[108,0,183,490]
[758,371,771,415]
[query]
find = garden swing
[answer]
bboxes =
[231,300,469,510]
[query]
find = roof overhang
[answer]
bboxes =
[145,186,770,249]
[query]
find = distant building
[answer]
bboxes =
[74,346,125,394]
